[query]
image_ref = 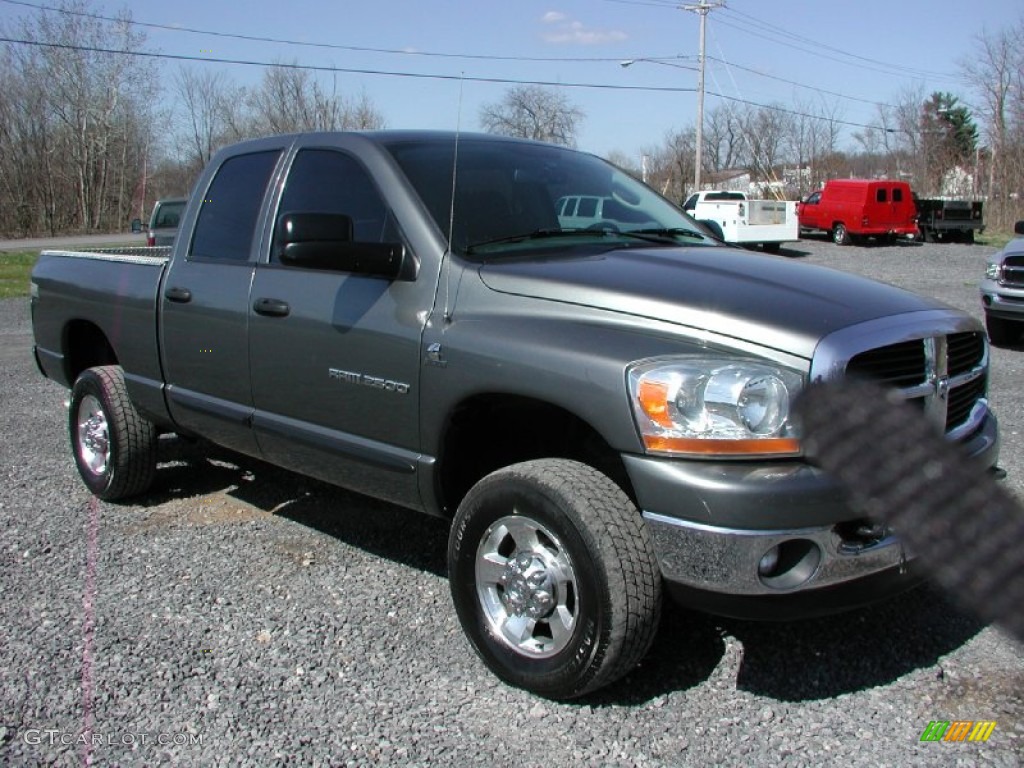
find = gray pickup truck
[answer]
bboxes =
[31,131,999,699]
[145,196,188,247]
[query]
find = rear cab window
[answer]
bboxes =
[189,150,282,262]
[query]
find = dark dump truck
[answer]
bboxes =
[915,197,985,243]
[30,131,1000,699]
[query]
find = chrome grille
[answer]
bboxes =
[846,340,925,387]
[845,331,986,436]
[1001,255,1024,288]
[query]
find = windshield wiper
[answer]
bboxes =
[466,228,613,253]
[621,227,709,243]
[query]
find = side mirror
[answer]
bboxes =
[277,212,411,280]
[1015,221,1024,236]
[130,218,142,233]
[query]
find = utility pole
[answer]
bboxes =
[683,1,723,194]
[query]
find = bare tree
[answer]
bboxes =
[174,67,245,178]
[643,128,695,203]
[0,0,157,235]
[703,105,745,172]
[783,98,845,194]
[245,64,386,137]
[479,85,584,147]
[961,19,1024,228]
[737,105,790,189]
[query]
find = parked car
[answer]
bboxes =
[146,196,188,247]
[915,196,985,243]
[555,194,658,229]
[798,179,918,245]
[980,220,1024,345]
[31,131,998,699]
[683,190,799,253]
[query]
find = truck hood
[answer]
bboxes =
[477,246,949,359]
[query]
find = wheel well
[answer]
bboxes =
[437,394,633,516]
[63,321,118,384]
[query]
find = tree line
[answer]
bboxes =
[1,1,1022,236]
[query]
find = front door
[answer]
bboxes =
[247,144,432,509]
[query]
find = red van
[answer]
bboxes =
[797,179,918,245]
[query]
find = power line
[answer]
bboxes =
[717,6,970,86]
[0,35,901,135]
[705,56,896,109]
[0,0,680,65]
[1,0,949,127]
[0,35,698,94]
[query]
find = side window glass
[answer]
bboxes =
[577,198,598,217]
[893,188,903,202]
[876,188,888,203]
[273,148,393,262]
[190,150,281,262]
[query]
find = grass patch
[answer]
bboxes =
[975,230,1017,250]
[0,251,38,299]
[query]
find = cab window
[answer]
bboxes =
[189,150,281,262]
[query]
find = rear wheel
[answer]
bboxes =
[761,242,781,254]
[832,223,851,246]
[448,459,662,699]
[985,314,1020,348]
[69,366,157,500]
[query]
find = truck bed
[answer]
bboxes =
[31,246,172,423]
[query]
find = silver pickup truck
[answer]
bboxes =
[31,131,999,699]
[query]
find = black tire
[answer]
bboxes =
[448,459,662,700]
[921,227,934,243]
[69,365,157,500]
[832,223,851,246]
[761,242,781,254]
[986,314,1020,348]
[964,229,975,244]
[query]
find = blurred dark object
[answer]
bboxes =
[798,379,1023,642]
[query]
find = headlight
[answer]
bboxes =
[985,263,1001,280]
[628,358,804,457]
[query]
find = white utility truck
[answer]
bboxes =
[683,190,799,253]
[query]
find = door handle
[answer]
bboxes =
[164,286,192,303]
[253,297,290,317]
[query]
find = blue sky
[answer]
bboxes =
[2,0,1019,160]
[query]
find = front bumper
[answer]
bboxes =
[981,279,1024,320]
[624,408,999,619]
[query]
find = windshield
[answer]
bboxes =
[152,200,186,229]
[383,137,716,256]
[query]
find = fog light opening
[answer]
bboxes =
[757,539,821,590]
[758,546,780,577]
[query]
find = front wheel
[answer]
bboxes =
[69,366,157,500]
[448,459,662,699]
[832,223,851,245]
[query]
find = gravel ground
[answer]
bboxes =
[1,237,1022,767]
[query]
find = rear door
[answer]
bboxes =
[160,143,286,455]
[247,140,432,509]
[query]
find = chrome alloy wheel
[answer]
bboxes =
[76,394,110,476]
[475,515,578,658]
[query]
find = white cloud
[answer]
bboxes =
[540,13,627,45]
